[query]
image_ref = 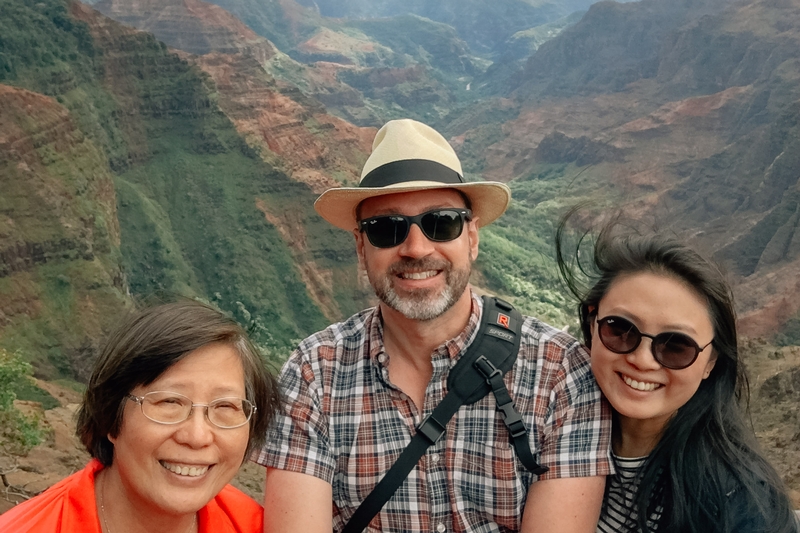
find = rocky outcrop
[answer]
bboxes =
[293,0,598,54]
[78,0,378,329]
[517,0,734,98]
[760,366,800,401]
[0,85,121,260]
[535,131,623,166]
[94,0,278,60]
[90,0,382,124]
[347,14,479,76]
[0,240,94,278]
[204,0,322,54]
[193,51,373,193]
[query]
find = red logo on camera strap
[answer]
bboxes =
[497,313,510,329]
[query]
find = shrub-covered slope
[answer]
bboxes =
[0,0,366,379]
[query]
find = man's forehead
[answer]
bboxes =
[358,188,468,217]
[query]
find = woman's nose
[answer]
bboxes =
[174,407,215,447]
[625,339,662,371]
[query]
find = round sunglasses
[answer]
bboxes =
[596,315,713,370]
[359,208,472,249]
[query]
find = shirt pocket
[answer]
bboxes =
[452,438,526,531]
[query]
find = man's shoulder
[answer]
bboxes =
[299,307,376,347]
[518,314,581,350]
[515,314,593,380]
[287,307,378,368]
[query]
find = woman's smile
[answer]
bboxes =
[159,460,211,478]
[619,373,662,392]
[591,272,717,439]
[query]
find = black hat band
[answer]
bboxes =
[360,160,464,188]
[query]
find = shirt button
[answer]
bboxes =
[377,353,387,364]
[436,523,446,533]
[430,453,440,464]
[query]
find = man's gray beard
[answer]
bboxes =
[369,258,471,321]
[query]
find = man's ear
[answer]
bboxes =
[467,217,480,262]
[354,229,366,270]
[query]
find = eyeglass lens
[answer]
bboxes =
[133,391,254,428]
[360,209,470,248]
[597,316,705,370]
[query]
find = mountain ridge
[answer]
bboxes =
[467,0,800,340]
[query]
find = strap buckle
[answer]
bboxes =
[497,403,527,437]
[474,355,527,438]
[474,355,502,380]
[417,414,446,444]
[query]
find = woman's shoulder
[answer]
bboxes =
[200,484,263,532]
[0,460,102,533]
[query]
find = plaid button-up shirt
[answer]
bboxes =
[253,292,612,532]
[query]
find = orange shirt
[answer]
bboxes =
[0,459,263,532]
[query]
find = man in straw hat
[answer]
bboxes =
[254,119,612,532]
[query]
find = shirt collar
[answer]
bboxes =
[366,290,483,367]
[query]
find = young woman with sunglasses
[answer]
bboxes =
[556,219,798,533]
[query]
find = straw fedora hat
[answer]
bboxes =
[314,119,511,231]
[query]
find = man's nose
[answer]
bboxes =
[398,223,435,257]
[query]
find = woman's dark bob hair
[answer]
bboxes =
[77,298,281,466]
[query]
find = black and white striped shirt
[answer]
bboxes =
[597,454,663,533]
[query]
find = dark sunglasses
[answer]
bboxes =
[359,208,472,249]
[596,315,713,370]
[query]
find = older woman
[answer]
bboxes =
[0,299,280,533]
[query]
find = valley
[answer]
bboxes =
[1,0,798,511]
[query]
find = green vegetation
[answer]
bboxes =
[207,0,321,53]
[114,112,332,354]
[0,1,95,84]
[0,0,356,379]
[0,8,131,381]
[0,349,48,454]
[3,0,798,382]
[0,0,134,170]
[467,155,611,329]
[477,226,573,328]
[349,15,480,78]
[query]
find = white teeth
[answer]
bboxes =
[160,461,209,477]
[623,375,660,392]
[401,271,436,280]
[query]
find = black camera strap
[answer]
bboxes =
[342,296,549,533]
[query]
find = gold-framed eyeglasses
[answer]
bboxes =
[126,391,255,429]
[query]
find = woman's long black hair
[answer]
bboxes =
[556,209,797,532]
